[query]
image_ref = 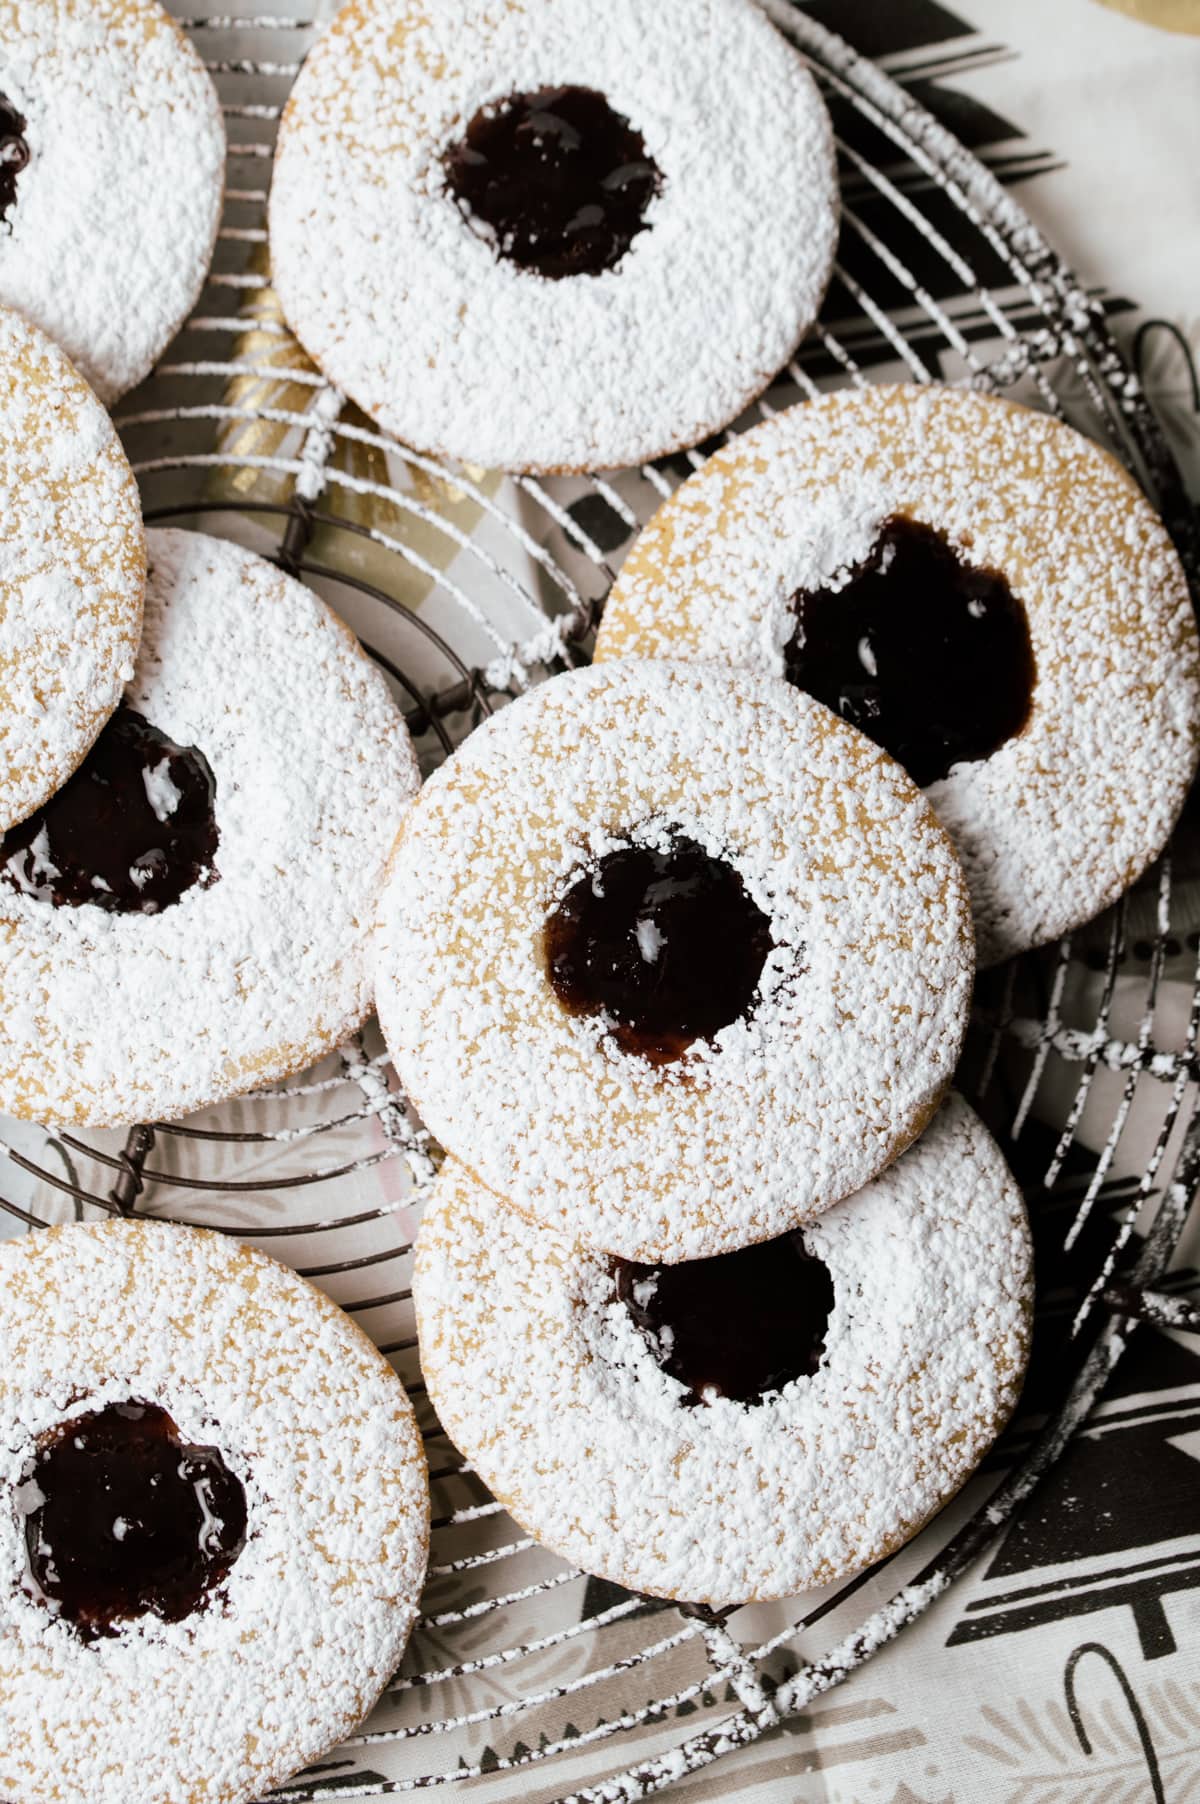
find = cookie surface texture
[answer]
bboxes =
[375,659,974,1261]
[0,528,420,1126]
[0,307,145,834]
[0,1218,428,1804]
[269,0,837,472]
[415,1093,1031,1605]
[0,0,225,402]
[598,384,1200,964]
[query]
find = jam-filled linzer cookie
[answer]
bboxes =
[0,0,224,403]
[0,1219,428,1804]
[0,528,420,1127]
[415,1093,1031,1606]
[597,384,1200,965]
[375,660,973,1262]
[0,309,145,834]
[268,0,837,473]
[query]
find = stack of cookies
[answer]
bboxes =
[396,374,1200,1607]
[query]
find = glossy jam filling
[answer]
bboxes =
[0,705,220,913]
[543,835,773,1064]
[21,1401,248,1639]
[0,94,29,223]
[785,515,1036,788]
[612,1233,834,1406]
[442,84,662,278]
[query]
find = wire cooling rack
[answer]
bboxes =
[4,4,1200,1799]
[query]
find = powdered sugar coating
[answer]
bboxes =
[375,660,973,1261]
[0,0,224,403]
[0,308,144,833]
[268,0,837,474]
[415,1093,1031,1605]
[0,529,420,1127]
[0,1219,428,1804]
[598,384,1200,965]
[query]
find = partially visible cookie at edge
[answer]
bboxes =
[0,306,144,834]
[0,528,420,1127]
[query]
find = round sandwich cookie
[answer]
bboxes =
[0,1218,428,1804]
[375,659,973,1262]
[597,383,1200,966]
[269,0,837,473]
[0,527,420,1127]
[0,308,145,835]
[415,1092,1032,1607]
[0,0,224,403]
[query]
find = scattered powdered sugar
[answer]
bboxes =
[0,1218,428,1804]
[0,0,225,403]
[141,757,182,824]
[268,0,838,473]
[0,307,144,833]
[414,1093,1032,1606]
[598,382,1200,965]
[0,528,420,1127]
[375,659,974,1261]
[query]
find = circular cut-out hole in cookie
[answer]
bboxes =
[1,706,220,915]
[542,829,775,1063]
[21,1399,247,1640]
[786,514,1036,789]
[442,84,662,278]
[611,1232,833,1405]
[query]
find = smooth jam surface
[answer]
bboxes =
[0,94,29,222]
[0,705,219,913]
[543,835,773,1063]
[786,515,1035,787]
[443,84,662,278]
[612,1233,834,1405]
[23,1400,248,1639]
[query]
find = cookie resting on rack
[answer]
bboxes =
[0,1218,428,1804]
[268,0,837,473]
[415,1092,1031,1606]
[597,383,1200,965]
[0,0,225,402]
[374,659,974,1262]
[0,528,420,1127]
[0,307,144,834]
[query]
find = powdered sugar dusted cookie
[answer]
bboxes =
[269,0,837,473]
[0,0,224,402]
[415,1093,1031,1606]
[376,660,973,1261]
[0,308,144,834]
[597,384,1200,965]
[0,1218,428,1804]
[0,528,420,1127]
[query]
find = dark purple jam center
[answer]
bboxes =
[785,515,1036,788]
[543,835,774,1064]
[613,1234,834,1406]
[22,1401,247,1640]
[0,93,29,224]
[0,705,219,914]
[442,84,662,278]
